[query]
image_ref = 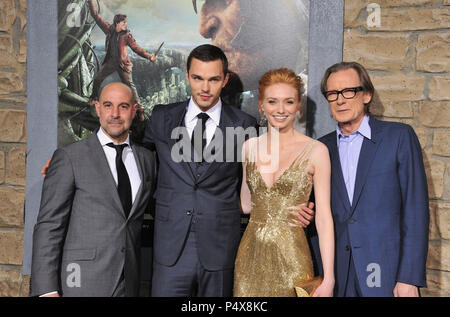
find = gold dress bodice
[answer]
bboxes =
[234,140,316,297]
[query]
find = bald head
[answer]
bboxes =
[99,82,136,104]
[95,82,138,144]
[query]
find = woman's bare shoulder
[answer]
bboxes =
[310,139,330,161]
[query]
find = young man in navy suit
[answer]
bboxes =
[144,44,258,297]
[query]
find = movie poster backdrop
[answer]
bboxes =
[57,0,310,146]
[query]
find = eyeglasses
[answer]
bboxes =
[324,86,364,102]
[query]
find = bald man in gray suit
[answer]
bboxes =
[31,82,155,297]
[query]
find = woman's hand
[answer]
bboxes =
[312,279,334,297]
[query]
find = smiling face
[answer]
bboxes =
[259,83,301,132]
[326,68,372,135]
[186,57,229,111]
[95,82,137,144]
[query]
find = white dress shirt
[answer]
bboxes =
[184,97,222,147]
[97,128,142,203]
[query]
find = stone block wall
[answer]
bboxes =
[0,0,448,296]
[344,0,449,296]
[0,0,28,296]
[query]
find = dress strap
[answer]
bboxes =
[244,137,259,164]
[291,139,316,167]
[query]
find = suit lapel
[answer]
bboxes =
[326,133,352,216]
[128,143,144,219]
[87,132,125,219]
[350,117,383,214]
[166,101,196,184]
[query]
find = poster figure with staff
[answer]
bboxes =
[87,0,162,121]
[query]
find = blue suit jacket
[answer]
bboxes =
[319,117,429,296]
[144,100,257,271]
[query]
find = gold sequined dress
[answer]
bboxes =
[234,139,316,297]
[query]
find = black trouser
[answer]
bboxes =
[151,230,233,297]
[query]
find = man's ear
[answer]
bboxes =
[222,72,230,87]
[363,91,372,105]
[132,103,138,118]
[94,101,101,116]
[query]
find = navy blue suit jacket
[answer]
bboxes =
[144,100,257,271]
[319,117,429,296]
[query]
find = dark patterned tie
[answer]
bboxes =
[106,143,132,218]
[191,112,210,162]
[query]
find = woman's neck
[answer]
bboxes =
[267,125,296,148]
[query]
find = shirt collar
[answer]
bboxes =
[97,127,130,146]
[185,97,222,126]
[336,115,372,140]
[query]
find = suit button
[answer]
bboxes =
[345,245,350,251]
[186,210,192,216]
[348,218,355,224]
[121,247,125,253]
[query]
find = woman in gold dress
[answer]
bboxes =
[234,68,335,297]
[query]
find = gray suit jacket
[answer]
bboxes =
[30,132,155,297]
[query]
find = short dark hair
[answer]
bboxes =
[113,14,127,26]
[187,44,228,76]
[320,61,374,114]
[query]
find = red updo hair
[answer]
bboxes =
[258,68,304,102]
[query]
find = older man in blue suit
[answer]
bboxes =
[317,62,429,297]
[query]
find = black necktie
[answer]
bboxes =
[191,112,209,162]
[107,143,132,218]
